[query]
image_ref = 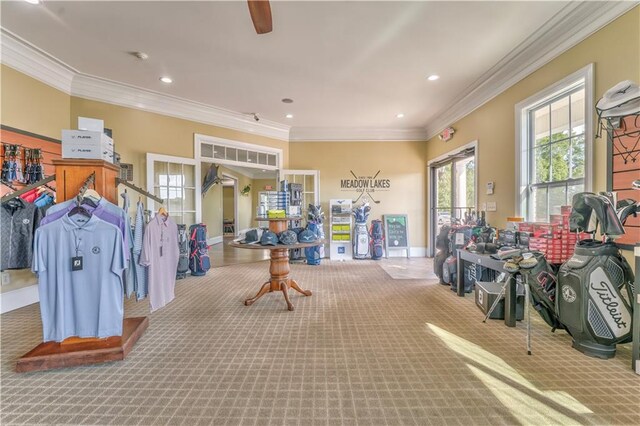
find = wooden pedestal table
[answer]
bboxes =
[231,217,324,311]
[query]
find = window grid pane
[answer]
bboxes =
[526,86,585,221]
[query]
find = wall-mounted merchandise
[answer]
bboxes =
[330,199,352,260]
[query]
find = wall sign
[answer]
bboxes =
[383,214,410,258]
[340,170,391,203]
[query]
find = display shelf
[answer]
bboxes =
[329,199,352,260]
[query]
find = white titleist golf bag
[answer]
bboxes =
[556,193,636,359]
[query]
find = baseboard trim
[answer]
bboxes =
[0,284,39,314]
[386,247,427,258]
[207,236,224,245]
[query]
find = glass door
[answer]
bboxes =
[430,152,475,254]
[280,170,320,218]
[147,153,201,226]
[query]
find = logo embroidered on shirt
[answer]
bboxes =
[22,219,30,225]
[92,246,101,254]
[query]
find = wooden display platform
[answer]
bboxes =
[16,317,148,373]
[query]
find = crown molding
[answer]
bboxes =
[0,29,76,94]
[1,28,290,142]
[424,1,639,139]
[71,74,290,141]
[289,127,429,142]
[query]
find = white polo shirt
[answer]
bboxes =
[33,213,126,342]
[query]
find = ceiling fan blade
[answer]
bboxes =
[247,0,273,34]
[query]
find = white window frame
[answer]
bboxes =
[515,63,594,220]
[281,169,321,205]
[194,133,283,171]
[146,153,201,223]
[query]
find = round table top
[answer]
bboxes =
[229,240,325,250]
[254,217,304,222]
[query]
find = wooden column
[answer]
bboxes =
[52,159,119,204]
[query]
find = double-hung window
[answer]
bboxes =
[516,65,593,222]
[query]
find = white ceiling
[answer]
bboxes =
[0,1,616,136]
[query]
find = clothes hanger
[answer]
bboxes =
[69,196,92,218]
[158,206,168,217]
[83,189,101,202]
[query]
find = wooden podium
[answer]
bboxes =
[16,159,148,373]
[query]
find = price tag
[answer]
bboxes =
[71,256,83,271]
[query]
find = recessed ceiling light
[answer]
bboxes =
[285,114,293,119]
[159,76,173,84]
[396,113,405,118]
[427,74,440,81]
[282,98,294,104]
[23,0,40,4]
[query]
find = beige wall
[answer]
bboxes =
[424,7,640,241]
[70,97,289,189]
[290,141,428,250]
[222,186,235,223]
[1,65,70,140]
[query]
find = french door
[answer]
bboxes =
[146,153,201,226]
[429,149,476,254]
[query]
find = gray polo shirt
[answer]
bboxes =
[1,198,43,270]
[33,214,126,342]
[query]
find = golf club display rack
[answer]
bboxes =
[329,199,352,260]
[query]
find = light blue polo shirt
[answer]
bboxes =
[33,213,126,342]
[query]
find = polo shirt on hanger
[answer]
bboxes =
[140,214,179,312]
[1,198,43,270]
[41,201,129,259]
[33,213,126,342]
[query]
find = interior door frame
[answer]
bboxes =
[221,171,239,237]
[427,140,478,257]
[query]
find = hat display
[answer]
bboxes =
[260,230,279,246]
[298,229,317,243]
[596,80,640,118]
[240,228,260,244]
[279,230,298,245]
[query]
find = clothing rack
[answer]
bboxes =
[1,179,18,191]
[1,175,56,203]
[115,178,164,204]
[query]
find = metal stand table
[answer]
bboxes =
[456,250,518,327]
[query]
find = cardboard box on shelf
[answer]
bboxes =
[62,130,114,162]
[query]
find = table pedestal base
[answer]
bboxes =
[244,248,312,311]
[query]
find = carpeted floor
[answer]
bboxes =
[1,260,638,425]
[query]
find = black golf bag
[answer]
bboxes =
[557,240,634,358]
[370,220,384,260]
[525,252,565,330]
[433,225,450,284]
[530,192,637,359]
[176,224,189,280]
[446,226,473,292]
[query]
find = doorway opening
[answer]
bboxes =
[428,142,477,256]
[221,174,238,237]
